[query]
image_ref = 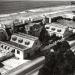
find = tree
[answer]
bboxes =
[38,41,75,75]
[39,27,50,45]
[0,29,9,41]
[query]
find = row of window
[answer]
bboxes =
[46,26,62,32]
[0,44,15,54]
[51,28,61,32]
[12,37,30,45]
[0,44,22,57]
[0,44,10,50]
[1,45,20,55]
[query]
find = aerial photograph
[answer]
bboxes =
[0,0,75,75]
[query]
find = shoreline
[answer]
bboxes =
[0,5,72,18]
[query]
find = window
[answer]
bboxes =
[8,47,10,50]
[18,38,23,43]
[12,36,17,41]
[45,26,49,29]
[1,44,3,48]
[51,28,55,31]
[25,41,30,45]
[17,50,20,54]
[4,46,7,49]
[11,49,15,53]
[57,29,61,32]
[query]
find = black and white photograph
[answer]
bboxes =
[0,0,75,75]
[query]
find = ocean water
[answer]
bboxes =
[0,1,71,14]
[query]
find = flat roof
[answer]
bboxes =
[2,57,30,75]
[57,19,75,28]
[46,23,68,29]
